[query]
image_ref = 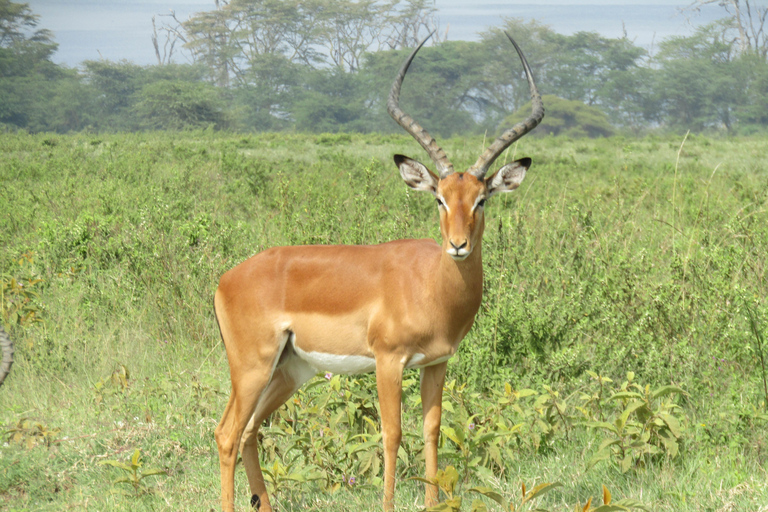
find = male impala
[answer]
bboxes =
[214,32,544,511]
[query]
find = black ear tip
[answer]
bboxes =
[519,157,532,169]
[394,154,407,166]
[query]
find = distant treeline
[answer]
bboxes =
[2,0,768,136]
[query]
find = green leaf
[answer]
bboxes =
[435,466,460,494]
[99,460,134,472]
[586,449,611,470]
[304,379,327,392]
[441,426,463,447]
[468,486,505,505]
[348,439,381,455]
[473,432,502,445]
[651,385,685,400]
[620,454,633,473]
[612,498,652,511]
[586,421,619,434]
[140,468,167,477]
[610,392,643,400]
[658,412,682,438]
[498,422,524,434]
[470,499,488,512]
[130,449,141,468]
[523,482,562,503]
[657,430,679,458]
[619,400,649,427]
[598,438,621,451]
[397,445,408,464]
[427,497,462,512]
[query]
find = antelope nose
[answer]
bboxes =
[450,240,467,251]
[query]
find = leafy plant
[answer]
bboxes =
[414,465,511,512]
[416,470,648,512]
[93,364,131,409]
[99,448,167,496]
[189,374,222,417]
[0,252,44,327]
[586,372,686,472]
[570,485,650,512]
[4,417,60,448]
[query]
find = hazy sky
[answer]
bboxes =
[27,0,726,67]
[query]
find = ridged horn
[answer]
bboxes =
[468,32,544,180]
[387,31,455,178]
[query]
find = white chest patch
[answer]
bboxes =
[293,345,376,375]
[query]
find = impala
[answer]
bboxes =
[213,32,544,511]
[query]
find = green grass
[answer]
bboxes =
[1,131,767,511]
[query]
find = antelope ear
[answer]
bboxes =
[485,158,531,197]
[394,154,439,195]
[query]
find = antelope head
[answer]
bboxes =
[388,32,545,261]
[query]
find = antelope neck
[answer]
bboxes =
[435,239,484,312]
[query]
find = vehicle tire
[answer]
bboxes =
[0,325,13,387]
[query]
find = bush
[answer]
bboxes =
[133,80,229,130]
[501,95,615,138]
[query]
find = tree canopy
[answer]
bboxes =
[2,0,768,136]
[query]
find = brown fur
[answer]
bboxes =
[213,162,530,511]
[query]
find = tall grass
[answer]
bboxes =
[0,131,766,510]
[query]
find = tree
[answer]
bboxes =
[654,23,740,131]
[685,0,768,58]
[476,19,649,133]
[315,0,389,72]
[164,0,442,79]
[477,18,556,125]
[361,40,484,137]
[0,0,64,129]
[231,53,302,130]
[181,2,235,87]
[81,60,146,131]
[134,80,228,130]
[384,0,442,50]
[81,60,213,132]
[545,31,646,108]
[500,94,615,138]
[291,67,369,131]
[735,53,768,129]
[598,65,657,133]
[0,0,56,59]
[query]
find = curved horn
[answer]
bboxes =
[387,31,455,178]
[468,32,544,180]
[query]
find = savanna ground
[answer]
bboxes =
[0,130,767,511]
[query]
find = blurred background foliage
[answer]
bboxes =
[3,0,768,136]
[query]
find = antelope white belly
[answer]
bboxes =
[292,346,451,374]
[293,344,377,374]
[405,353,452,369]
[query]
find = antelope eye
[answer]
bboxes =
[436,198,445,207]
[476,199,486,209]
